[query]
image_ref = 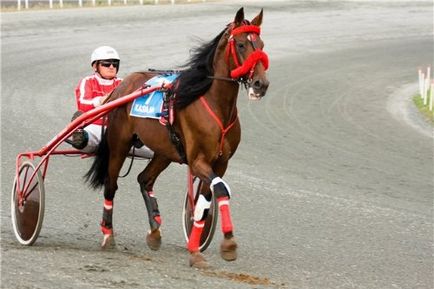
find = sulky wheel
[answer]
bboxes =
[11,160,45,245]
[182,176,218,252]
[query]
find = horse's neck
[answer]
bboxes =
[206,80,239,124]
[205,58,240,123]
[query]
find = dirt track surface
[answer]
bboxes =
[1,1,433,288]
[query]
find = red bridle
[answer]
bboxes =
[225,24,269,80]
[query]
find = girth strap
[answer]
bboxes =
[167,124,187,164]
[199,96,238,156]
[162,85,187,164]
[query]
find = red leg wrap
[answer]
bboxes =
[104,199,113,210]
[154,215,162,225]
[101,225,113,235]
[101,199,113,235]
[187,220,205,252]
[218,196,233,234]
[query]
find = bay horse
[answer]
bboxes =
[85,7,269,268]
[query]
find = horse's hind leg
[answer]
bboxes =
[137,154,171,251]
[100,131,131,248]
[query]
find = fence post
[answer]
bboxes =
[418,68,423,97]
[108,0,111,6]
[17,0,21,10]
[24,0,28,8]
[124,0,127,4]
[424,77,429,105]
[49,0,53,8]
[429,81,433,111]
[419,71,425,102]
[426,66,431,94]
[92,0,96,6]
[155,0,158,4]
[424,66,431,105]
[59,0,63,7]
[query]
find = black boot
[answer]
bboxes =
[70,111,88,149]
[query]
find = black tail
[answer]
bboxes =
[84,131,109,189]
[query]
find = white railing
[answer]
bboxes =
[15,0,206,10]
[417,66,433,112]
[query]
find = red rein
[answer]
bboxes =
[225,24,269,79]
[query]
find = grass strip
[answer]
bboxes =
[413,93,434,124]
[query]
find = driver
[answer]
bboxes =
[71,46,122,152]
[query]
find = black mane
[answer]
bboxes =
[174,28,227,109]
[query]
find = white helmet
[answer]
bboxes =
[90,46,120,65]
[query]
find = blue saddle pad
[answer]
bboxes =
[130,73,179,119]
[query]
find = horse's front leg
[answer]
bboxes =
[187,187,213,268]
[137,154,171,251]
[210,172,238,261]
[188,160,237,267]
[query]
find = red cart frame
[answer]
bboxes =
[11,82,218,250]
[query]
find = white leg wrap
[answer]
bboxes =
[193,194,211,222]
[218,199,230,207]
[210,177,232,198]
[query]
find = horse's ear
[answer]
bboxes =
[251,9,263,26]
[234,7,244,25]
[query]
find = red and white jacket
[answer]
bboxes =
[75,73,122,125]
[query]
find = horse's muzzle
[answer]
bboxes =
[248,78,269,100]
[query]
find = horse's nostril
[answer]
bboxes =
[253,80,262,89]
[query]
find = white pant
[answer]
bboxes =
[80,124,154,159]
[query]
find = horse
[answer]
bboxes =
[85,7,269,268]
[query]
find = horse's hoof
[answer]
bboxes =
[146,229,162,251]
[101,234,116,249]
[220,237,237,261]
[189,252,209,269]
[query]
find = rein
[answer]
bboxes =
[207,75,238,83]
[207,75,251,91]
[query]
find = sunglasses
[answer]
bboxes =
[99,60,119,68]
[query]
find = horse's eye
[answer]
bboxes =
[237,43,245,50]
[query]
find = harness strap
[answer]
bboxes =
[228,39,241,67]
[162,84,187,164]
[231,25,260,36]
[167,124,187,164]
[199,96,238,156]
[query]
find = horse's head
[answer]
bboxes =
[223,8,270,100]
